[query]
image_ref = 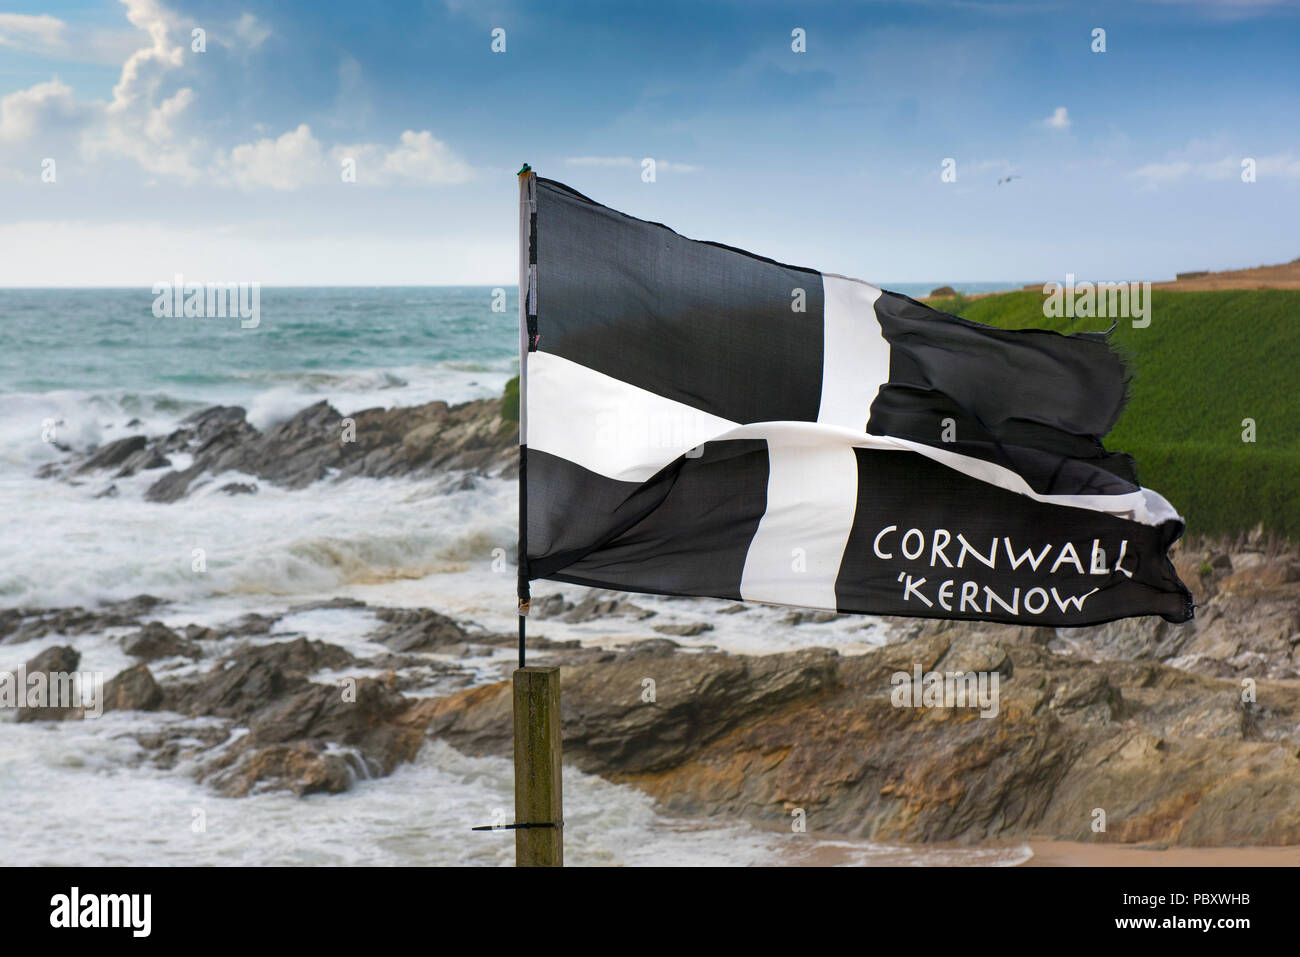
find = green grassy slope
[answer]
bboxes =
[929,289,1300,537]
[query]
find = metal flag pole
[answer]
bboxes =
[517,163,533,669]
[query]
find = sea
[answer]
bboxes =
[0,283,1033,866]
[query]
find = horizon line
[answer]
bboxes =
[0,279,1082,291]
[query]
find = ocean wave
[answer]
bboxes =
[0,358,518,472]
[0,470,516,609]
[0,388,209,467]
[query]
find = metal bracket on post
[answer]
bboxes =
[470,821,563,831]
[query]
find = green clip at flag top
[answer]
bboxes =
[516,173,1193,627]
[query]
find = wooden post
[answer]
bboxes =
[513,666,562,866]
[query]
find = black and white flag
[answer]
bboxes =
[516,173,1193,627]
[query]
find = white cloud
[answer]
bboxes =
[564,155,700,173]
[1131,151,1300,185]
[233,13,270,50]
[0,79,93,144]
[1130,159,1193,183]
[1043,106,1070,130]
[222,125,476,189]
[0,0,472,190]
[0,13,67,52]
[61,0,204,181]
[226,123,328,190]
[378,130,475,184]
[0,13,141,66]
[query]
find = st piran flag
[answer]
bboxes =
[515,172,1193,627]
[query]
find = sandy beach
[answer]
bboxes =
[1023,842,1300,867]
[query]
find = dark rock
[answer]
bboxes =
[46,395,518,502]
[197,676,424,797]
[174,406,257,450]
[26,644,81,673]
[132,723,232,770]
[218,613,278,637]
[204,741,359,797]
[424,643,839,776]
[286,598,368,614]
[368,607,468,652]
[102,664,164,712]
[1,595,166,645]
[123,622,200,661]
[526,646,619,668]
[438,472,477,493]
[247,678,419,766]
[218,482,258,496]
[561,594,655,624]
[75,435,147,473]
[144,462,207,503]
[530,594,573,619]
[114,446,170,477]
[174,638,357,720]
[617,637,681,660]
[652,622,714,637]
[14,645,84,722]
[784,609,843,626]
[115,595,167,616]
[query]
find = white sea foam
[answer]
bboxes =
[0,721,1029,867]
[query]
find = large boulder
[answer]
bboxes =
[102,664,164,712]
[75,435,147,473]
[123,622,200,661]
[14,645,84,722]
[173,638,356,720]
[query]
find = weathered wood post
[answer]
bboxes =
[513,666,563,866]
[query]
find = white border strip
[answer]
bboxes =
[740,443,860,608]
[817,274,889,429]
[528,351,738,482]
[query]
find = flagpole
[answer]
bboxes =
[517,164,533,667]
[512,164,561,866]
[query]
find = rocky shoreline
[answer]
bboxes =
[4,541,1298,846]
[39,395,517,502]
[13,399,1300,848]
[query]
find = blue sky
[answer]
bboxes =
[1,0,1297,285]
